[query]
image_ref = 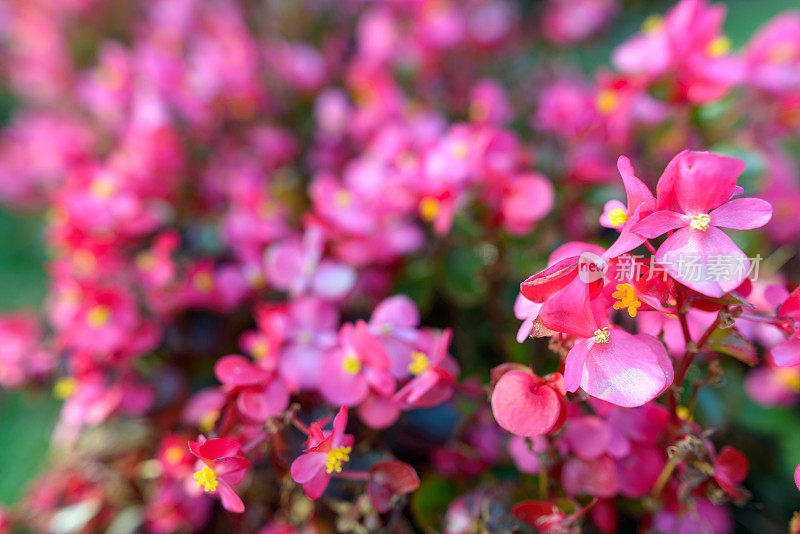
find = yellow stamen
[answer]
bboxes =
[136,252,156,272]
[164,445,185,465]
[594,327,611,343]
[642,14,663,34]
[334,190,352,208]
[90,177,115,199]
[342,353,361,375]
[596,89,619,115]
[611,283,642,318]
[86,305,111,328]
[607,208,628,227]
[452,141,469,160]
[408,351,430,376]
[706,36,732,57]
[193,271,214,293]
[53,377,77,400]
[419,197,441,222]
[193,466,218,492]
[676,406,694,422]
[325,446,352,474]
[777,369,800,393]
[690,213,711,231]
[251,340,269,360]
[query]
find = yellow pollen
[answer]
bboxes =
[612,283,642,318]
[419,197,441,222]
[136,252,156,272]
[408,351,430,376]
[452,141,469,160]
[334,190,352,208]
[53,377,77,400]
[676,406,694,422]
[90,177,115,199]
[342,353,361,375]
[690,213,711,231]
[86,305,111,328]
[325,446,352,474]
[706,36,732,57]
[596,89,619,115]
[164,445,185,465]
[199,410,219,433]
[607,208,628,227]
[193,466,218,492]
[777,369,800,393]
[251,340,269,360]
[642,14,664,34]
[193,271,214,293]
[594,327,611,344]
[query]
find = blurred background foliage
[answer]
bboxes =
[0,3,798,530]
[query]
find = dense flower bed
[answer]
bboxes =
[0,0,799,532]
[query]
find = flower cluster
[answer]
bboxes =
[0,0,798,532]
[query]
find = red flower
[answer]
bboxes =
[187,436,251,513]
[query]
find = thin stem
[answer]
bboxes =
[291,415,311,435]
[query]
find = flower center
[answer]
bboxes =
[342,353,361,375]
[86,305,111,328]
[90,177,115,199]
[164,445,185,465]
[53,376,77,399]
[193,271,215,293]
[334,190,352,208]
[611,283,642,317]
[419,197,441,222]
[193,466,218,492]
[706,36,731,57]
[777,369,800,393]
[641,14,663,34]
[251,340,269,360]
[689,213,711,231]
[408,351,430,376]
[451,141,469,160]
[595,89,619,115]
[607,208,628,227]
[325,446,352,474]
[593,327,611,343]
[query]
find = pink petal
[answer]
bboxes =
[290,452,326,484]
[215,457,251,486]
[302,469,332,500]
[673,151,745,214]
[603,229,646,260]
[714,446,748,498]
[563,416,610,460]
[490,370,563,437]
[564,338,592,393]
[198,438,242,461]
[352,320,391,368]
[771,338,800,367]
[214,355,270,386]
[331,405,349,446]
[618,156,654,212]
[370,295,420,329]
[561,456,619,498]
[311,260,356,299]
[656,226,749,297]
[630,210,686,238]
[709,198,773,230]
[357,394,400,430]
[237,380,290,422]
[795,462,800,492]
[519,256,580,303]
[318,352,369,406]
[580,330,671,407]
[365,367,396,396]
[539,278,598,338]
[615,445,664,498]
[508,435,542,474]
[217,481,245,513]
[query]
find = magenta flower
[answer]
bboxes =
[633,151,773,297]
[290,406,354,500]
[187,437,251,514]
[795,462,800,492]
[214,354,290,423]
[368,295,422,378]
[600,156,655,259]
[394,329,458,409]
[319,320,395,407]
[565,327,673,407]
[491,369,565,437]
[712,445,749,499]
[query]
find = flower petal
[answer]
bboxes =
[709,198,773,230]
[630,210,686,238]
[490,370,562,437]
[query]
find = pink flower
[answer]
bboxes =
[368,295,422,378]
[394,329,458,408]
[600,156,655,259]
[187,436,251,514]
[565,327,673,407]
[214,354,290,423]
[633,151,772,297]
[290,406,354,500]
[712,446,748,499]
[491,369,565,437]
[795,462,800,491]
[319,321,395,407]
[745,13,800,94]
